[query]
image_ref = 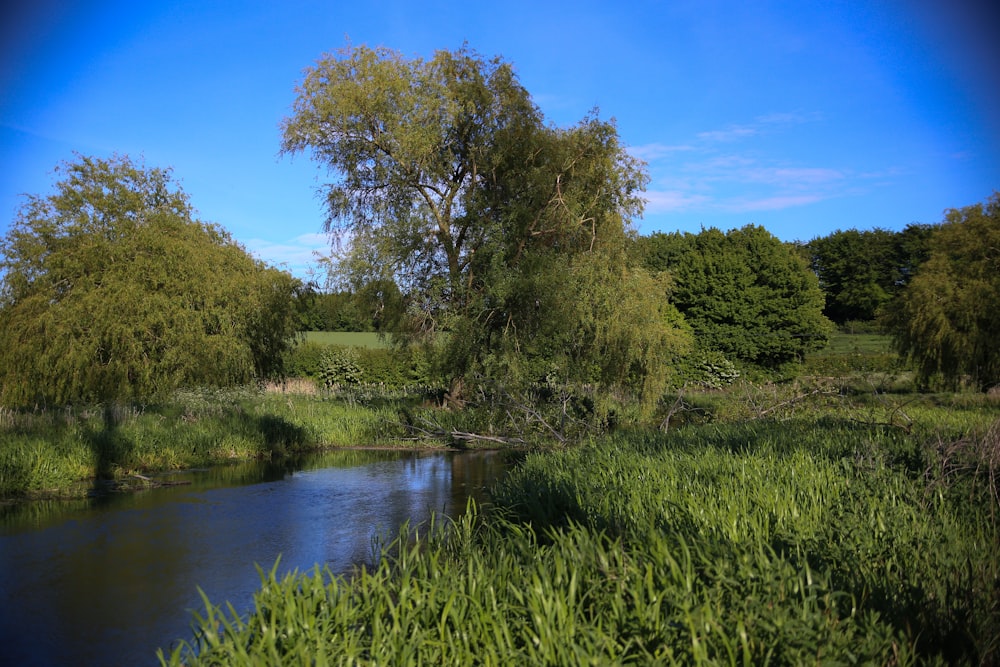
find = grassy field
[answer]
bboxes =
[819,332,893,355]
[300,331,392,348]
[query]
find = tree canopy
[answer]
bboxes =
[804,224,933,324]
[0,154,300,406]
[638,226,831,367]
[282,44,689,408]
[882,193,1000,391]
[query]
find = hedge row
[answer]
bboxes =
[284,341,434,388]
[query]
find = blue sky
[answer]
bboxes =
[2,0,998,279]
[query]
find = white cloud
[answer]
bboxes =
[632,111,889,217]
[245,232,332,278]
[629,143,695,161]
[721,194,825,212]
[740,167,846,186]
[642,189,711,213]
[697,125,759,143]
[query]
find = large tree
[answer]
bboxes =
[638,225,832,367]
[281,44,541,305]
[0,155,300,406]
[281,45,689,408]
[883,193,1000,391]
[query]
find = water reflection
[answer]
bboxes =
[0,449,511,667]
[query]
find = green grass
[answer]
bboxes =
[300,331,392,348]
[160,401,1000,665]
[798,332,901,378]
[817,332,892,355]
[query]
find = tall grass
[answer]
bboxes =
[161,411,1000,665]
[0,387,436,499]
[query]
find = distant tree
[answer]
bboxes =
[806,228,897,323]
[282,44,689,409]
[293,282,404,333]
[0,154,300,406]
[805,225,935,324]
[638,225,832,367]
[883,193,1000,390]
[294,289,372,331]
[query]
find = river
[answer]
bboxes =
[0,449,512,666]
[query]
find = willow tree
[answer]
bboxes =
[282,44,689,409]
[0,154,300,406]
[883,193,1000,391]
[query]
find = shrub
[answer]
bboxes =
[318,346,363,388]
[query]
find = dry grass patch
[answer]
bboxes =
[264,378,319,395]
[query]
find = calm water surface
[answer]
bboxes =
[0,449,511,666]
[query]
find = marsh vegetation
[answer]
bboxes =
[158,385,1000,665]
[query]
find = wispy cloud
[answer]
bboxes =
[245,232,331,278]
[721,194,825,212]
[694,112,822,145]
[740,167,845,186]
[638,111,885,216]
[643,189,711,213]
[629,143,696,161]
[697,125,759,143]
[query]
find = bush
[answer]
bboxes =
[284,339,436,389]
[283,341,329,378]
[318,347,364,388]
[672,350,741,389]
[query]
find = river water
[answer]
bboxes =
[0,449,511,666]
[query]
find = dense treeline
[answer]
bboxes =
[802,224,934,324]
[636,225,831,367]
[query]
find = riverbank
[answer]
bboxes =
[160,402,1000,665]
[0,385,451,500]
[4,379,999,501]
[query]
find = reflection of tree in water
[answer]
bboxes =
[337,452,513,572]
[0,449,514,665]
[449,450,514,510]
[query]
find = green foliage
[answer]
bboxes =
[282,43,540,297]
[299,331,390,348]
[282,340,329,377]
[294,284,404,332]
[285,338,434,388]
[0,155,300,406]
[282,44,688,411]
[294,289,370,331]
[883,192,1000,391]
[318,346,363,387]
[673,349,741,389]
[638,225,832,367]
[804,225,933,324]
